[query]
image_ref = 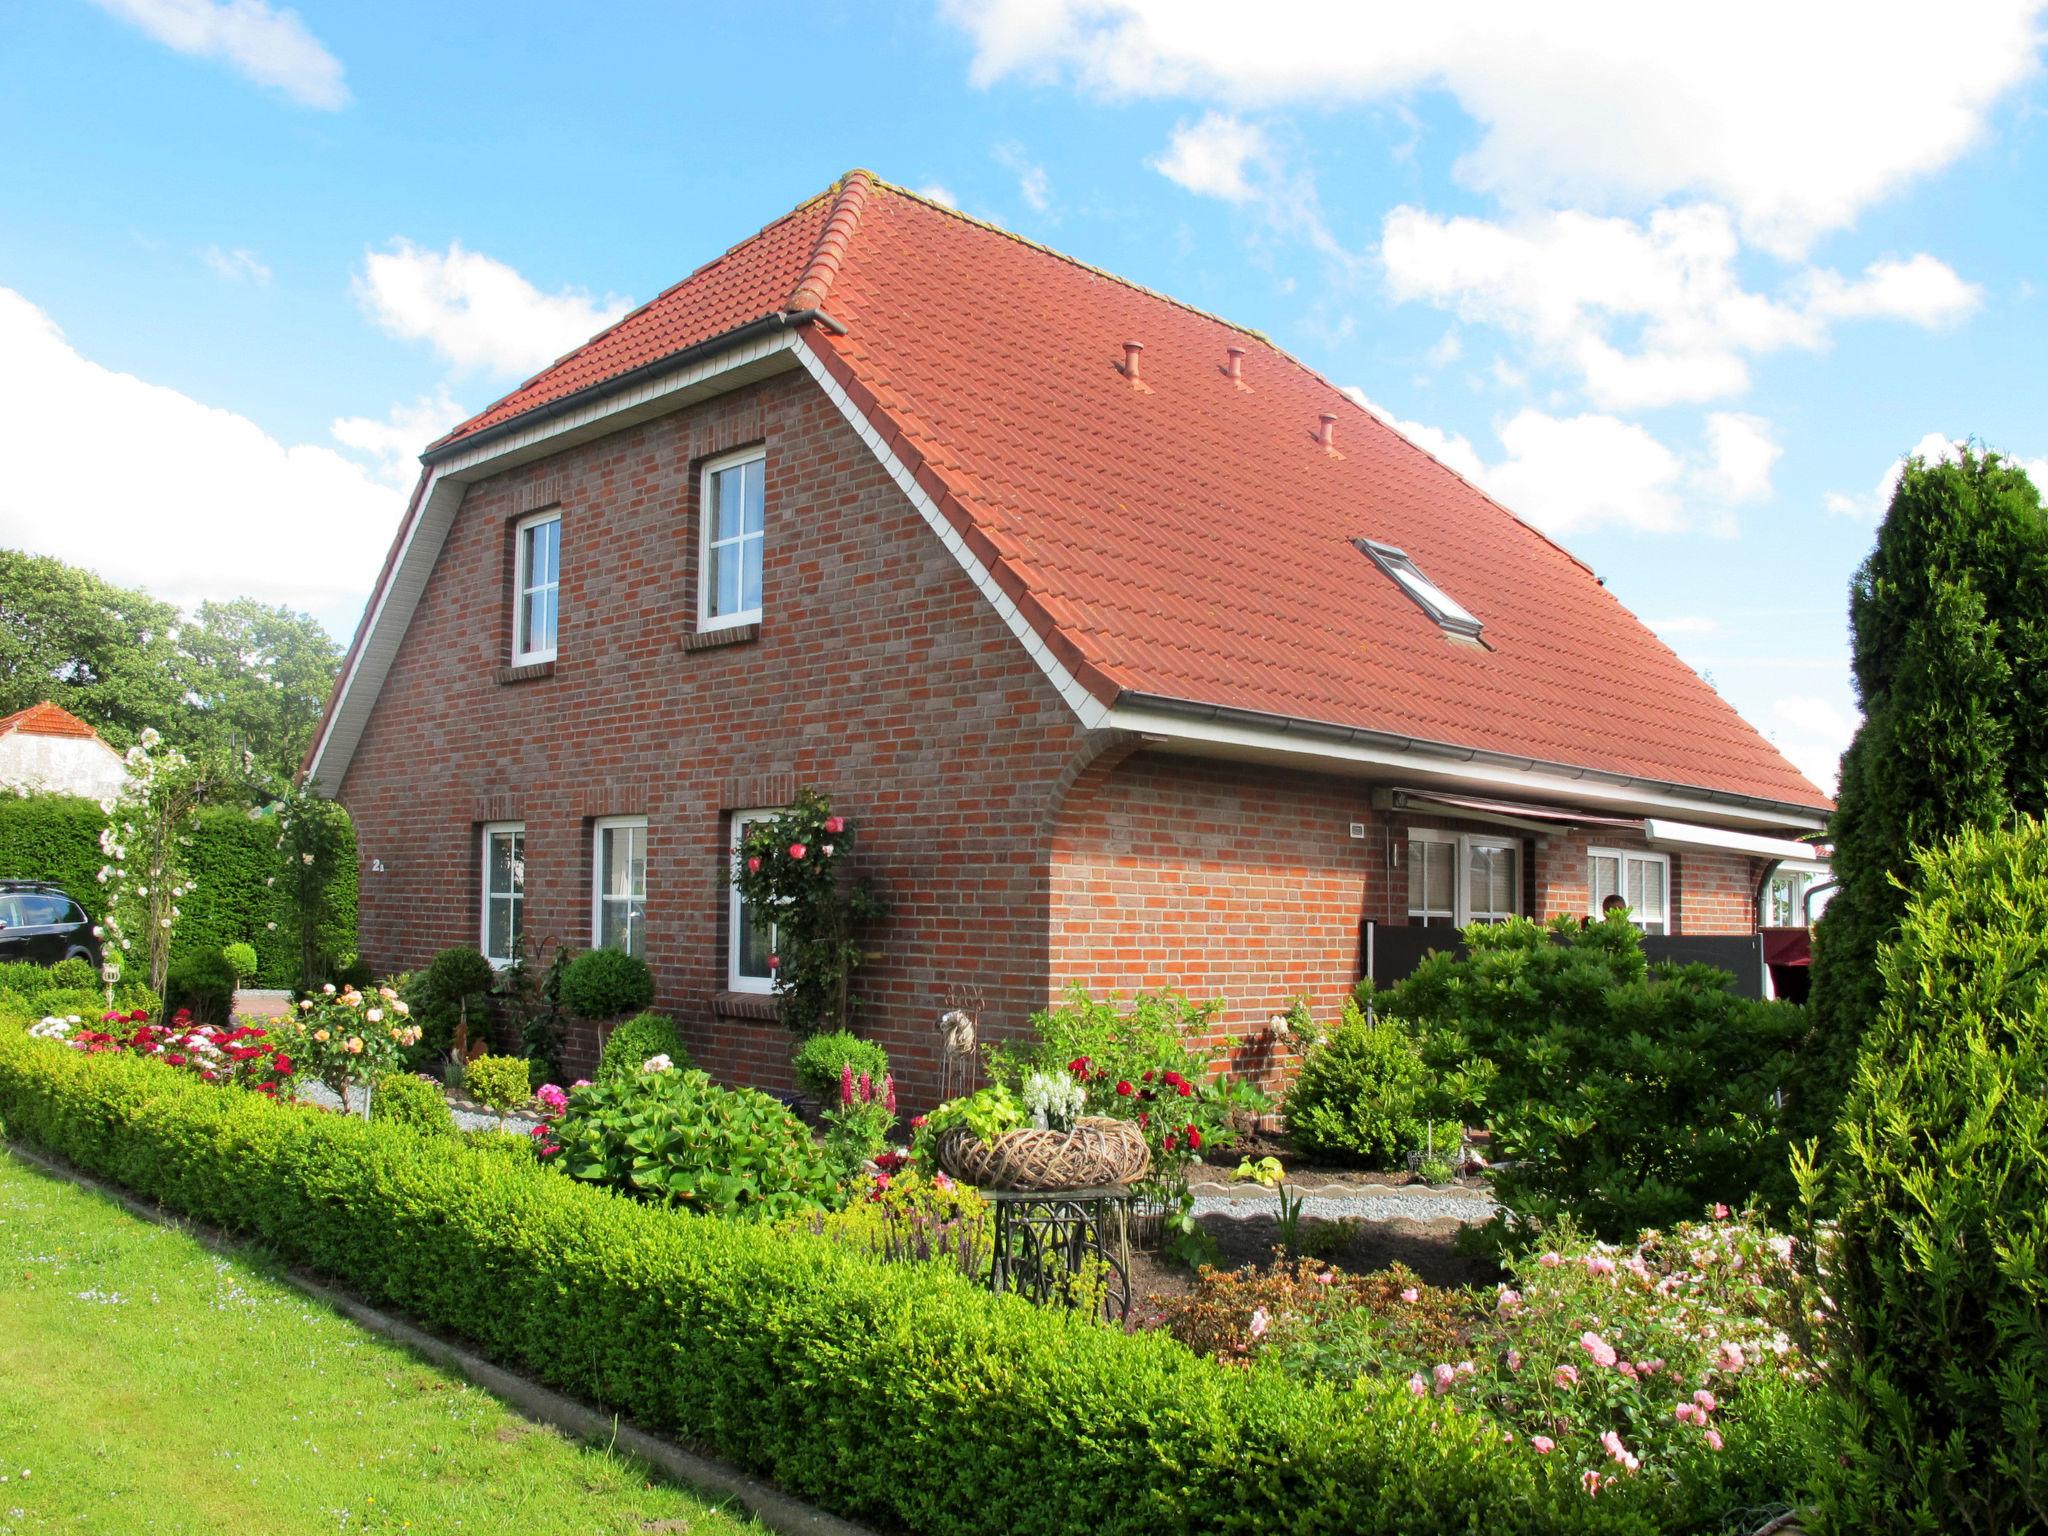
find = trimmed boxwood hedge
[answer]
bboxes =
[0,1028,1667,1536]
[0,792,355,987]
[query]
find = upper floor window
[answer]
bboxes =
[514,512,560,663]
[480,822,525,966]
[1589,847,1670,936]
[1355,538,1483,641]
[728,808,781,993]
[699,449,765,631]
[1407,830,1520,926]
[592,816,647,958]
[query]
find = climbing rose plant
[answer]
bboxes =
[98,730,211,997]
[730,788,883,1033]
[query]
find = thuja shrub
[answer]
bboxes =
[1391,916,1804,1239]
[0,1029,1669,1536]
[1822,818,2048,1532]
[1282,1002,1440,1168]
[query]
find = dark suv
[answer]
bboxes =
[0,881,100,969]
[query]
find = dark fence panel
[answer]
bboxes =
[1364,921,1768,1000]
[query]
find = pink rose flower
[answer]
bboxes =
[824,815,845,834]
[1704,1429,1724,1452]
[1407,1373,1427,1397]
[1693,1389,1718,1414]
[1585,1253,1616,1277]
[1539,1252,1561,1268]
[1400,1287,1419,1304]
[1555,1364,1580,1388]
[1506,1349,1523,1372]
[1580,1332,1618,1368]
[1432,1363,1456,1394]
[1249,1307,1270,1339]
[1713,1202,1731,1219]
[788,843,807,860]
[1531,1436,1554,1455]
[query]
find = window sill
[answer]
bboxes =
[711,989,780,1022]
[681,622,760,654]
[495,659,556,684]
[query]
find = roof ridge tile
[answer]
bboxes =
[786,170,873,313]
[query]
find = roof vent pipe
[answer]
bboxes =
[1225,345,1245,383]
[1121,340,1144,382]
[1318,411,1338,452]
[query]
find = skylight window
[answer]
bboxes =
[1353,538,1483,641]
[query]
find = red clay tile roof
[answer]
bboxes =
[433,172,1829,812]
[0,702,102,740]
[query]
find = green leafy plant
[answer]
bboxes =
[99,732,220,996]
[549,1066,837,1221]
[595,1010,687,1085]
[369,1069,453,1137]
[557,946,653,1033]
[791,1028,889,1106]
[47,956,98,992]
[788,1166,991,1282]
[465,1053,535,1129]
[1233,1155,1307,1259]
[220,942,258,989]
[730,789,884,1033]
[1389,914,1803,1240]
[420,946,497,1063]
[269,782,355,991]
[1282,1000,1436,1167]
[1820,817,2048,1532]
[502,936,571,1082]
[919,1084,1023,1149]
[269,982,421,1109]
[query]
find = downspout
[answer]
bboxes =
[1753,858,1783,927]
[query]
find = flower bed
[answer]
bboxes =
[0,1020,1697,1536]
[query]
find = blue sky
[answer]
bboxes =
[3,1,2044,792]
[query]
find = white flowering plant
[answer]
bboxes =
[1020,1068,1085,1131]
[96,730,213,998]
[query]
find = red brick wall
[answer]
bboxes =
[1530,827,1763,935]
[337,368,1089,1105]
[1047,751,1380,1086]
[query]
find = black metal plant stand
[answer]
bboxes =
[984,1186,1134,1322]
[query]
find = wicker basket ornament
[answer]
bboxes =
[936,1115,1151,1192]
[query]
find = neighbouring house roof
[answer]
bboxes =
[320,172,1830,818]
[0,702,103,741]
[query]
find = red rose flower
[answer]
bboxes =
[1185,1126,1202,1150]
[1177,1080,1194,1097]
[824,815,846,835]
[272,1053,293,1074]
[746,855,762,874]
[1162,1131,1178,1152]
[1116,1080,1133,1096]
[768,953,780,970]
[788,842,808,860]
[1067,1056,1091,1079]
[1138,1111,1149,1128]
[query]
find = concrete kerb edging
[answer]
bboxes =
[3,1141,880,1536]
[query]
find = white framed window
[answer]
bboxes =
[1355,538,1483,640]
[591,816,647,958]
[1589,848,1671,935]
[698,448,765,631]
[480,822,526,966]
[1406,830,1520,926]
[513,511,560,663]
[1764,862,1832,927]
[727,808,783,993]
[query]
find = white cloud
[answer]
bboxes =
[1348,390,1775,534]
[944,0,2046,252]
[914,183,959,208]
[1148,112,1270,202]
[355,239,632,377]
[201,245,271,284]
[1803,254,1983,326]
[331,390,468,489]
[994,142,1052,211]
[90,0,349,109]
[1380,203,1977,411]
[0,287,396,627]
[1425,329,1463,369]
[1824,431,2048,518]
[1769,695,1858,796]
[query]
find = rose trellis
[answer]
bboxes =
[97,730,211,999]
[730,788,884,1033]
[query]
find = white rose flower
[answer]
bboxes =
[640,1054,674,1073]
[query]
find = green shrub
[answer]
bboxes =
[596,1010,686,1084]
[552,1067,837,1222]
[791,1028,890,1106]
[0,988,28,1023]
[0,1027,1699,1536]
[420,946,497,1058]
[1821,818,2048,1532]
[1283,1001,1435,1167]
[557,946,653,1023]
[0,961,52,997]
[47,955,98,991]
[27,987,103,1021]
[1390,915,1804,1239]
[165,950,234,1024]
[220,942,258,985]
[111,981,160,1018]
[370,1071,453,1137]
[464,1054,534,1127]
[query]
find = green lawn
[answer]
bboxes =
[0,1153,757,1535]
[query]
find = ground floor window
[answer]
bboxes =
[480,822,525,965]
[728,808,782,992]
[1407,830,1521,926]
[1589,847,1670,935]
[592,816,647,957]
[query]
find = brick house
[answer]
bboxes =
[305,172,1830,1101]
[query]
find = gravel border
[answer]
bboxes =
[1190,1187,1499,1224]
[292,1079,540,1135]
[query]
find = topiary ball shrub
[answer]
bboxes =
[791,1028,890,1106]
[551,1066,837,1221]
[558,947,654,1023]
[1824,817,2048,1532]
[370,1070,453,1137]
[1282,1001,1433,1167]
[597,1011,687,1084]
[47,956,98,991]
[221,942,259,985]
[465,1054,536,1126]
[165,951,235,1024]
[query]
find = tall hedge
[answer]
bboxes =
[1822,818,2048,1532]
[1802,449,2048,1148]
[0,1029,1667,1536]
[0,791,355,987]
